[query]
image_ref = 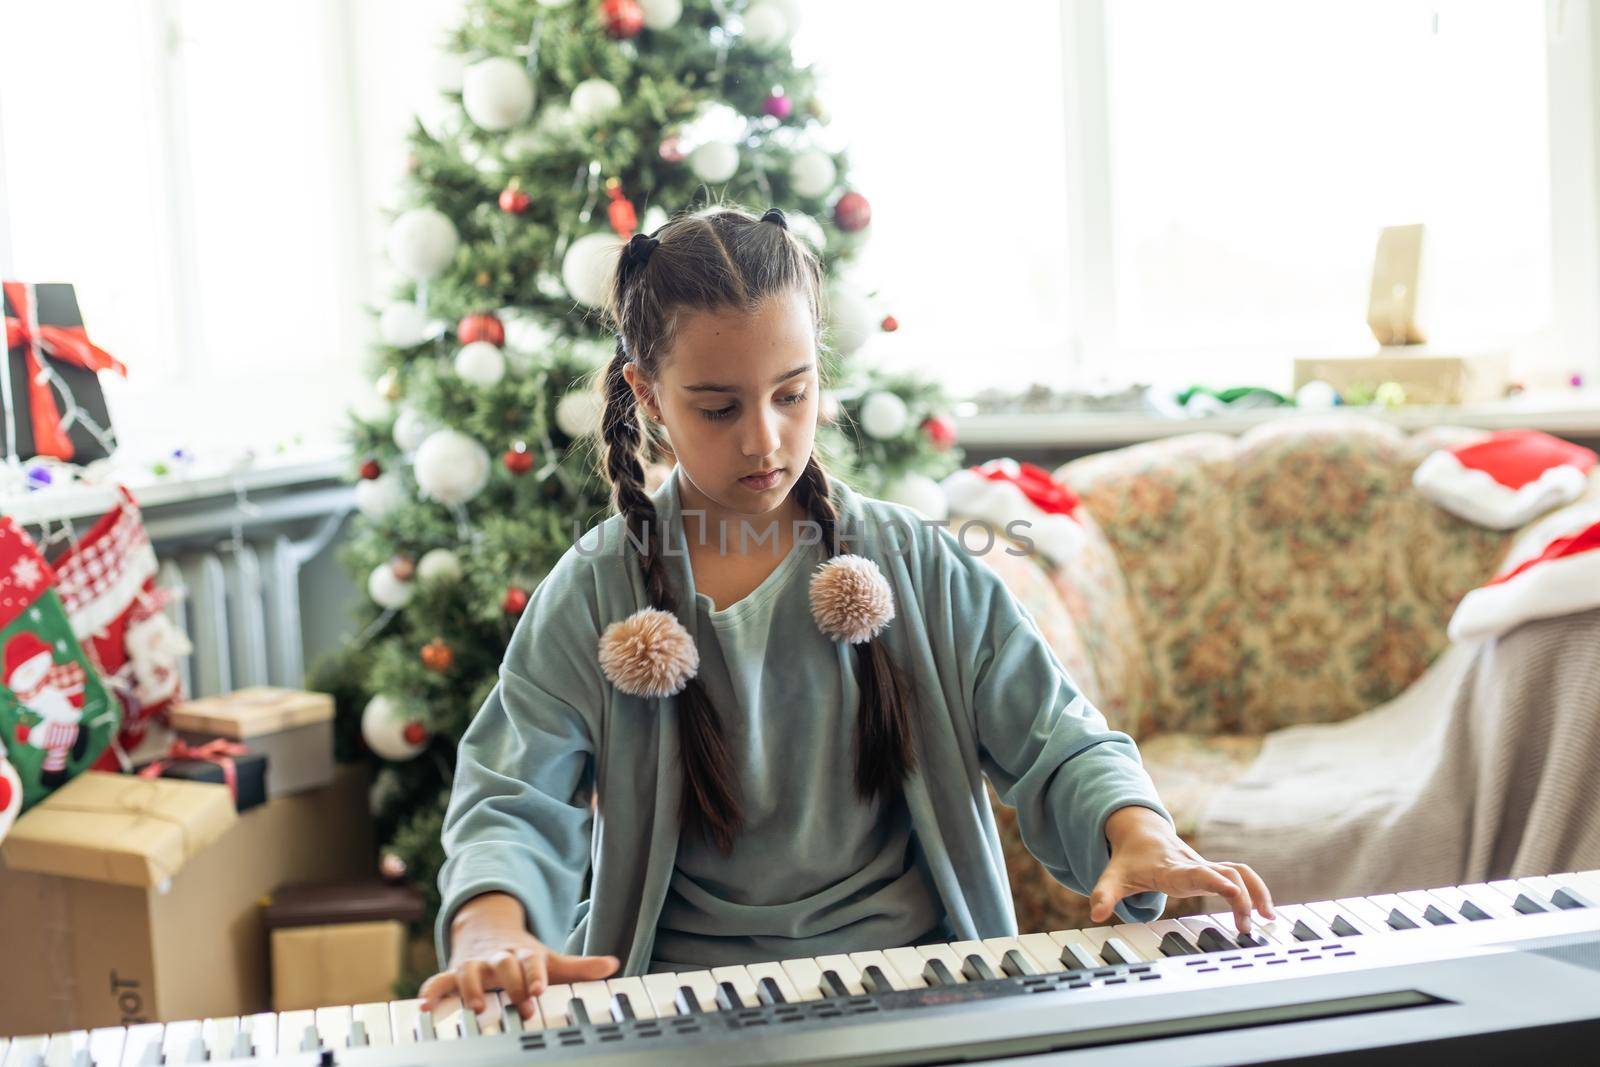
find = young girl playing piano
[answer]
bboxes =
[419,205,1275,1020]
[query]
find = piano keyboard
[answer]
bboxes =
[5,869,1598,1067]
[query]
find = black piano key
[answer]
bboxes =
[415,1013,436,1042]
[716,981,743,1012]
[1459,899,1493,921]
[610,993,636,1021]
[1233,931,1269,948]
[1552,886,1596,910]
[674,986,705,1015]
[922,958,959,987]
[1513,893,1549,915]
[961,954,998,982]
[1290,920,1323,942]
[347,1021,368,1048]
[1000,948,1038,977]
[860,965,893,994]
[1329,915,1365,937]
[1195,927,1237,952]
[1098,939,1134,966]
[1058,942,1099,971]
[756,977,787,1006]
[567,999,592,1027]
[1422,904,1457,926]
[1387,908,1420,930]
[1158,931,1200,957]
[819,969,852,998]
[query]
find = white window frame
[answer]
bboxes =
[1056,0,1600,385]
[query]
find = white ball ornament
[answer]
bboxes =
[361,696,428,761]
[860,390,910,439]
[414,429,491,506]
[453,340,506,387]
[354,472,407,521]
[789,150,837,199]
[570,78,623,125]
[641,205,670,234]
[386,208,459,281]
[887,472,949,521]
[689,141,739,183]
[367,561,415,610]
[827,283,875,355]
[1296,379,1341,409]
[416,548,463,587]
[392,407,432,452]
[639,0,682,29]
[461,57,534,131]
[555,389,604,438]
[787,211,825,252]
[742,2,791,46]
[378,302,432,348]
[561,232,624,307]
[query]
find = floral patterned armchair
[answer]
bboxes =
[957,413,1521,932]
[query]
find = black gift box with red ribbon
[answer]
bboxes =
[133,740,269,813]
[2,281,123,464]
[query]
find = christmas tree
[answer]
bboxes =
[318,0,966,978]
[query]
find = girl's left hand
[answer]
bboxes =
[1089,808,1275,934]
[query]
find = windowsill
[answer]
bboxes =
[951,388,1600,449]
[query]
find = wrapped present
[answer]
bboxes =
[169,687,333,798]
[2,280,126,463]
[263,880,424,1011]
[134,737,267,813]
[1,769,236,887]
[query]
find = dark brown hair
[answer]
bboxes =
[597,203,916,853]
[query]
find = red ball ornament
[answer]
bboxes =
[503,586,530,616]
[921,414,958,451]
[880,315,899,333]
[503,443,534,474]
[833,191,872,233]
[498,182,531,215]
[421,638,454,673]
[601,0,643,38]
[606,180,638,239]
[359,459,382,481]
[458,312,505,346]
[763,93,793,120]
[401,721,429,746]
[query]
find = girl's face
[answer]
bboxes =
[627,289,819,526]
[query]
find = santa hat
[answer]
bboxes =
[940,459,1085,567]
[1448,503,1600,642]
[5,631,52,684]
[0,757,20,846]
[1413,429,1597,530]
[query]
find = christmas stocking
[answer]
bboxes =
[941,459,1086,567]
[0,756,19,845]
[49,486,190,769]
[0,515,119,810]
[1413,428,1597,529]
[1448,504,1600,643]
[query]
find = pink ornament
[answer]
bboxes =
[763,93,793,120]
[833,191,872,232]
[1571,372,1586,389]
[659,135,685,164]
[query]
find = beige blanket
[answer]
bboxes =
[1192,607,1600,907]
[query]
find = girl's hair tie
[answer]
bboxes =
[759,207,789,230]
[809,554,895,644]
[599,607,699,697]
[619,232,660,287]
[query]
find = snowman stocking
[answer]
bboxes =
[0,515,119,809]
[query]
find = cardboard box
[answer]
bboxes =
[2,772,237,887]
[262,881,424,1011]
[1293,349,1510,406]
[168,688,334,798]
[0,763,374,1036]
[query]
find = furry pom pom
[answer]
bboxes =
[810,554,896,644]
[598,607,699,697]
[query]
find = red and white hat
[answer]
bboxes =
[941,459,1085,566]
[1448,503,1600,642]
[1413,429,1597,530]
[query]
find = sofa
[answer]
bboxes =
[954,412,1597,933]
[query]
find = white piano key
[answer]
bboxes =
[240,1013,277,1059]
[7,1035,51,1067]
[428,997,477,1039]
[1070,924,1153,963]
[744,962,803,1005]
[1548,870,1600,904]
[1337,895,1415,933]
[709,966,761,1009]
[313,1007,353,1051]
[87,1029,126,1067]
[276,1010,317,1054]
[946,940,1006,982]
[388,999,423,1044]
[1420,885,1497,923]
[45,1032,86,1067]
[1049,929,1112,968]
[1145,919,1205,955]
[537,984,577,1027]
[0,1039,9,1067]
[350,1004,392,1047]
[778,957,827,1001]
[568,980,618,1024]
[1370,893,1435,929]
[160,1021,203,1064]
[1301,899,1381,936]
[1111,922,1167,960]
[666,970,723,1013]
[880,948,936,989]
[1453,882,1521,921]
[1194,910,1287,947]
[1396,889,1468,926]
[115,1026,162,1067]
[198,1018,236,1063]
[1484,878,1551,912]
[1176,913,1249,951]
[490,990,530,1032]
[980,936,1049,976]
[605,977,656,1020]
[1013,933,1071,973]
[1275,904,1335,941]
[849,949,922,990]
[641,973,689,1016]
[909,943,971,985]
[1515,874,1587,908]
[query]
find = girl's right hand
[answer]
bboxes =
[419,892,620,1021]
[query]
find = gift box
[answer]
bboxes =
[263,880,425,1011]
[1293,349,1510,406]
[168,687,334,798]
[0,770,236,887]
[0,763,375,1034]
[134,739,268,813]
[1,281,124,463]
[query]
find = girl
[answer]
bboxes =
[420,205,1274,1021]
